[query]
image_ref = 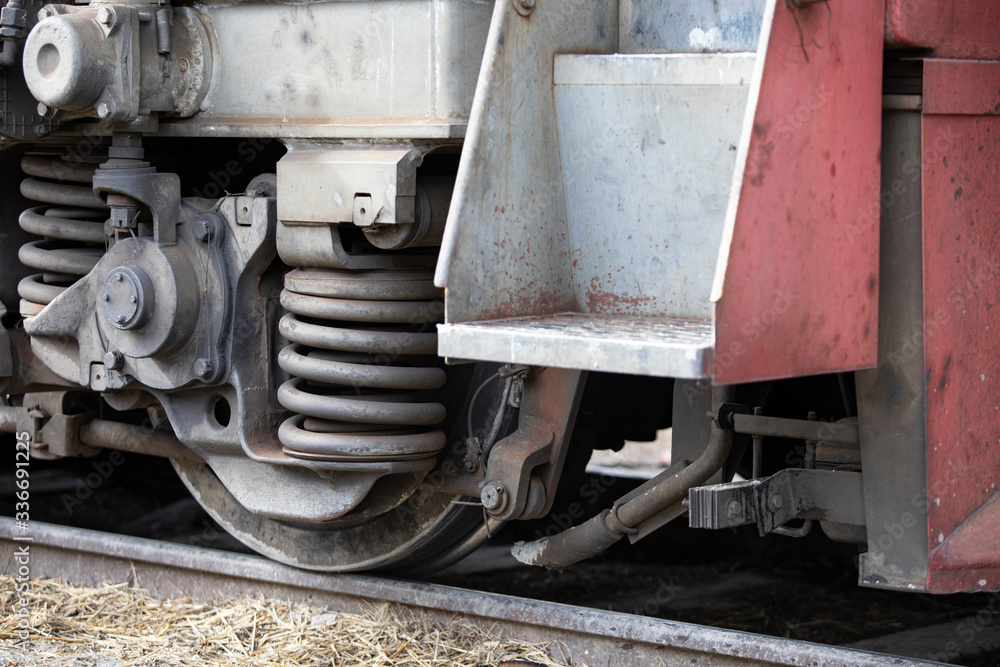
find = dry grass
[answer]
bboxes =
[0,575,579,666]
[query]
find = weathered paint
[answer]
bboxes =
[885,0,1000,60]
[713,0,884,384]
[436,0,618,323]
[921,59,1000,594]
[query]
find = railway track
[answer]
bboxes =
[1,517,941,667]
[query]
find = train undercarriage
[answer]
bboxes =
[3,0,1000,592]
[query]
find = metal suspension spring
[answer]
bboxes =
[16,153,108,317]
[276,268,449,464]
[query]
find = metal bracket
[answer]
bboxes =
[482,416,553,520]
[93,166,181,246]
[481,368,585,521]
[688,469,866,536]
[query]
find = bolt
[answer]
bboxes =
[194,357,213,379]
[513,0,536,15]
[768,495,784,512]
[103,350,123,371]
[36,103,48,117]
[129,295,137,303]
[102,293,109,301]
[115,314,126,324]
[96,7,113,25]
[463,457,478,473]
[96,103,111,119]
[114,272,123,281]
[480,481,507,512]
[726,499,743,519]
[193,217,214,242]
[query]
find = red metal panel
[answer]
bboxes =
[886,0,1000,60]
[924,59,1000,116]
[929,491,1000,592]
[713,0,883,384]
[921,62,1000,591]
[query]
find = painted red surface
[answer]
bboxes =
[923,59,1000,116]
[929,491,1000,585]
[886,0,1000,60]
[921,60,1000,592]
[714,0,884,384]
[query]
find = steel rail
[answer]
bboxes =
[0,518,942,667]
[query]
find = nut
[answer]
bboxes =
[480,481,507,512]
[768,495,784,511]
[96,103,111,119]
[194,357,213,378]
[103,350,124,371]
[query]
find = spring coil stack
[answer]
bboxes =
[17,153,108,317]
[276,268,449,467]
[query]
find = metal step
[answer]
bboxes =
[438,313,713,378]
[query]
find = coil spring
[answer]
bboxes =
[276,268,449,464]
[16,153,108,317]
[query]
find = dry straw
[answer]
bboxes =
[1,575,580,667]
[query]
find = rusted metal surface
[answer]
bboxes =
[885,0,1000,60]
[713,0,884,384]
[0,518,941,667]
[920,59,1000,593]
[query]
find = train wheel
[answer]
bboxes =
[171,363,509,574]
[172,458,495,573]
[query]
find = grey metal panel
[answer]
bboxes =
[554,53,752,319]
[438,314,713,378]
[435,0,619,323]
[620,0,766,54]
[855,107,929,591]
[156,0,492,137]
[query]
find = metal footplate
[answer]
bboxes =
[438,314,713,379]
[688,469,866,536]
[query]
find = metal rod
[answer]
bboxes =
[78,419,202,462]
[511,385,735,570]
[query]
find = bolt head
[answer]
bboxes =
[463,458,478,472]
[96,103,111,119]
[194,357,213,378]
[768,495,784,511]
[96,7,113,25]
[480,481,507,512]
[726,499,743,519]
[103,350,123,371]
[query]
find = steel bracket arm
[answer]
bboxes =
[688,469,866,536]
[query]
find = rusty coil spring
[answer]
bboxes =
[17,154,108,317]
[276,268,449,463]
